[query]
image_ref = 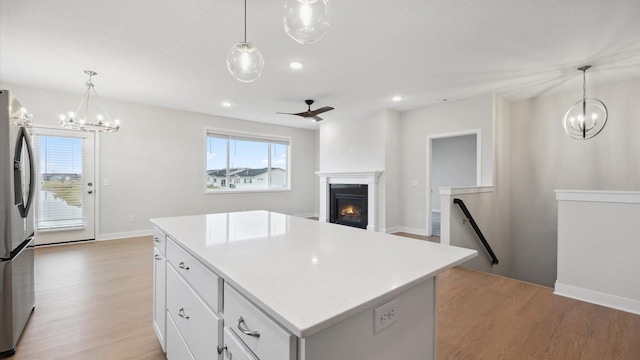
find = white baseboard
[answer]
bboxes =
[391,226,429,236]
[554,281,640,315]
[294,212,319,219]
[384,226,403,234]
[99,229,154,241]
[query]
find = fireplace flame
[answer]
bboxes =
[340,205,361,218]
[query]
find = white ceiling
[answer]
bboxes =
[2,0,640,130]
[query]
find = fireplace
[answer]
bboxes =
[330,184,368,229]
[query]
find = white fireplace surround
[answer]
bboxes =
[316,171,383,231]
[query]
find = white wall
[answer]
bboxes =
[555,191,640,315]
[384,109,401,232]
[431,134,477,211]
[399,94,494,234]
[509,78,640,286]
[4,84,318,239]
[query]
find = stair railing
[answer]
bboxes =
[453,198,499,265]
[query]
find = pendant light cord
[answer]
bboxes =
[244,0,247,43]
[582,69,586,101]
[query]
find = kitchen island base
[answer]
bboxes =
[151,211,475,360]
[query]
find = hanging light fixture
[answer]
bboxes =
[227,0,264,82]
[58,70,120,132]
[562,65,607,140]
[283,0,331,45]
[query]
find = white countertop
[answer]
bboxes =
[151,211,476,338]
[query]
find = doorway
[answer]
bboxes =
[427,131,480,236]
[32,128,96,245]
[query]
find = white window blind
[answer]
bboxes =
[35,135,86,230]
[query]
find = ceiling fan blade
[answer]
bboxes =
[308,106,334,116]
[312,116,324,122]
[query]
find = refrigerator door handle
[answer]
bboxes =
[13,127,35,218]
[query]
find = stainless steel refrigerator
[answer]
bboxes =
[0,90,36,358]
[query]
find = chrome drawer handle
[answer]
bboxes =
[178,261,190,270]
[217,345,227,355]
[154,255,161,260]
[153,237,161,243]
[178,308,190,319]
[237,316,260,337]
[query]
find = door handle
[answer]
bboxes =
[88,190,93,194]
[13,127,35,218]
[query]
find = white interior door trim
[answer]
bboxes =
[31,127,98,244]
[426,129,481,236]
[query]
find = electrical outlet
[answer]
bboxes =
[104,179,110,186]
[417,213,422,220]
[373,298,399,334]
[130,215,136,222]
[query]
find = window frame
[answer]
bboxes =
[204,128,292,194]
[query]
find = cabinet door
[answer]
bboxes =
[153,247,167,352]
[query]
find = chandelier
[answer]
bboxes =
[58,70,120,132]
[562,65,607,140]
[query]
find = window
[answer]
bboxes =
[206,130,290,192]
[35,135,85,230]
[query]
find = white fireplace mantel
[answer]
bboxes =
[316,171,383,231]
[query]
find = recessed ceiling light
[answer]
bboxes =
[392,96,402,102]
[222,102,231,107]
[289,62,303,70]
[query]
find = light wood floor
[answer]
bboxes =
[14,236,640,359]
[14,237,164,360]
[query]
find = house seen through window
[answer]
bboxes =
[206,130,290,192]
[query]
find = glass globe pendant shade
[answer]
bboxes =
[284,0,331,44]
[562,98,608,140]
[226,42,265,82]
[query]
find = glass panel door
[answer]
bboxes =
[33,128,95,244]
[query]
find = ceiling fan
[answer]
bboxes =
[277,99,334,122]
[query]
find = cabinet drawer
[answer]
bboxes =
[167,238,222,313]
[166,311,196,360]
[224,283,296,360]
[222,327,258,360]
[153,227,167,256]
[167,265,223,360]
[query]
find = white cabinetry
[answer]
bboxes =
[222,328,259,360]
[166,311,196,360]
[152,228,167,352]
[151,211,476,360]
[162,235,224,360]
[223,283,295,360]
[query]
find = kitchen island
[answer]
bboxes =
[151,210,476,360]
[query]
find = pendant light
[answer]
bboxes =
[283,0,331,45]
[227,0,264,82]
[58,70,120,132]
[562,65,607,140]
